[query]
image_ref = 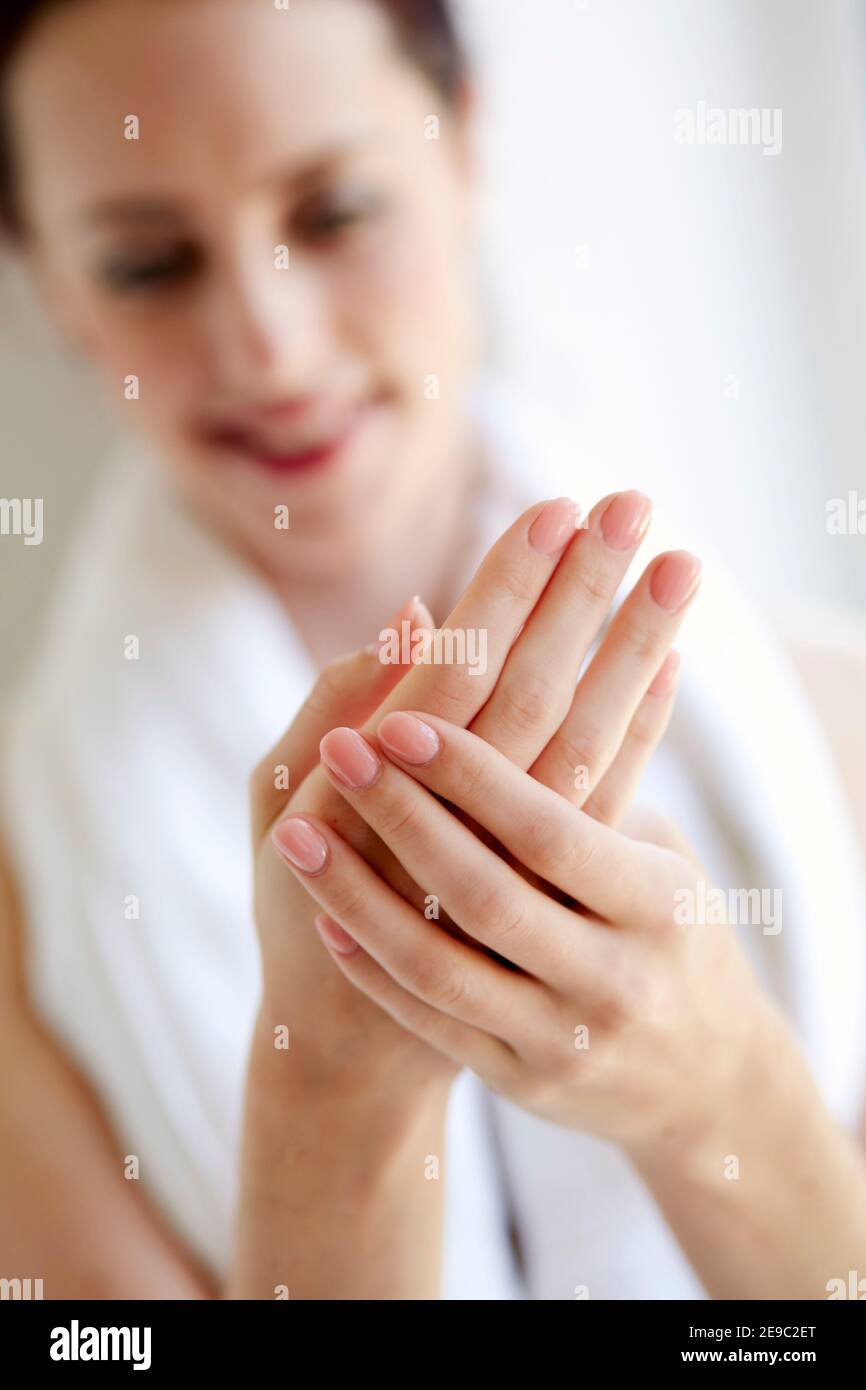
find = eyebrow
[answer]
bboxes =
[79,133,380,228]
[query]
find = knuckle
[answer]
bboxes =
[468,879,524,942]
[528,811,594,884]
[412,955,470,1012]
[572,560,613,610]
[494,558,540,606]
[452,750,493,809]
[546,721,603,786]
[424,675,474,725]
[324,876,368,924]
[617,613,665,666]
[594,967,646,1032]
[495,669,560,739]
[627,706,664,750]
[376,793,425,845]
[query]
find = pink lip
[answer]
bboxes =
[206,405,368,476]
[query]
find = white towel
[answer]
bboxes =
[1,374,864,1299]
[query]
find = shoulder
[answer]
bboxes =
[774,602,866,854]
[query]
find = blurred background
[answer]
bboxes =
[2,0,865,695]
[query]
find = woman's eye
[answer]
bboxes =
[96,243,203,294]
[294,187,384,243]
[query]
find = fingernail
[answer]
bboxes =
[320,727,382,789]
[528,497,582,556]
[272,817,328,874]
[648,650,681,698]
[376,594,434,654]
[600,491,652,551]
[650,552,702,613]
[315,912,359,956]
[377,711,442,765]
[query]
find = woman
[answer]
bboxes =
[1,0,866,1300]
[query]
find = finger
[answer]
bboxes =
[269,810,542,1038]
[582,651,681,827]
[271,498,580,904]
[372,711,679,924]
[530,550,700,802]
[469,490,652,767]
[312,913,521,1089]
[253,595,433,843]
[317,727,604,979]
[619,803,702,860]
[365,496,582,731]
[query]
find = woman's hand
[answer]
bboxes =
[259,492,699,1093]
[280,721,866,1301]
[277,712,780,1156]
[249,595,460,1100]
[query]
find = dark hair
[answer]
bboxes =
[0,0,466,240]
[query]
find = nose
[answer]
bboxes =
[204,242,330,396]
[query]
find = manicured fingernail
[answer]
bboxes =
[648,650,681,698]
[375,594,434,655]
[377,711,441,765]
[272,816,328,874]
[528,497,582,556]
[600,491,652,551]
[650,552,702,613]
[315,912,359,956]
[320,727,382,789]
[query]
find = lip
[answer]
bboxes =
[203,400,373,477]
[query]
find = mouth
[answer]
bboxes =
[202,399,376,477]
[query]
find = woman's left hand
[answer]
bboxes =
[280,711,785,1157]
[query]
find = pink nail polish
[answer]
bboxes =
[377,711,441,765]
[650,552,702,613]
[320,727,381,789]
[528,497,582,557]
[272,817,328,874]
[377,594,434,652]
[600,491,652,552]
[315,912,358,956]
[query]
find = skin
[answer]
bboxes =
[237,495,698,1296]
[279,714,866,1298]
[1,0,865,1299]
[9,0,482,663]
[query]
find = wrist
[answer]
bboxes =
[628,998,814,1188]
[247,993,453,1143]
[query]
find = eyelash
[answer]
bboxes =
[98,188,386,297]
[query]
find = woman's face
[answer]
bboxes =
[8,0,477,578]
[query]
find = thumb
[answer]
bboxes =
[250,595,434,842]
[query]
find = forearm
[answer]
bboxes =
[226,995,451,1300]
[628,1008,866,1299]
[0,1010,213,1299]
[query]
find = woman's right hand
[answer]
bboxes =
[250,493,700,1101]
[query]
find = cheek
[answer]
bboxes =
[83,308,211,427]
[336,209,471,383]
